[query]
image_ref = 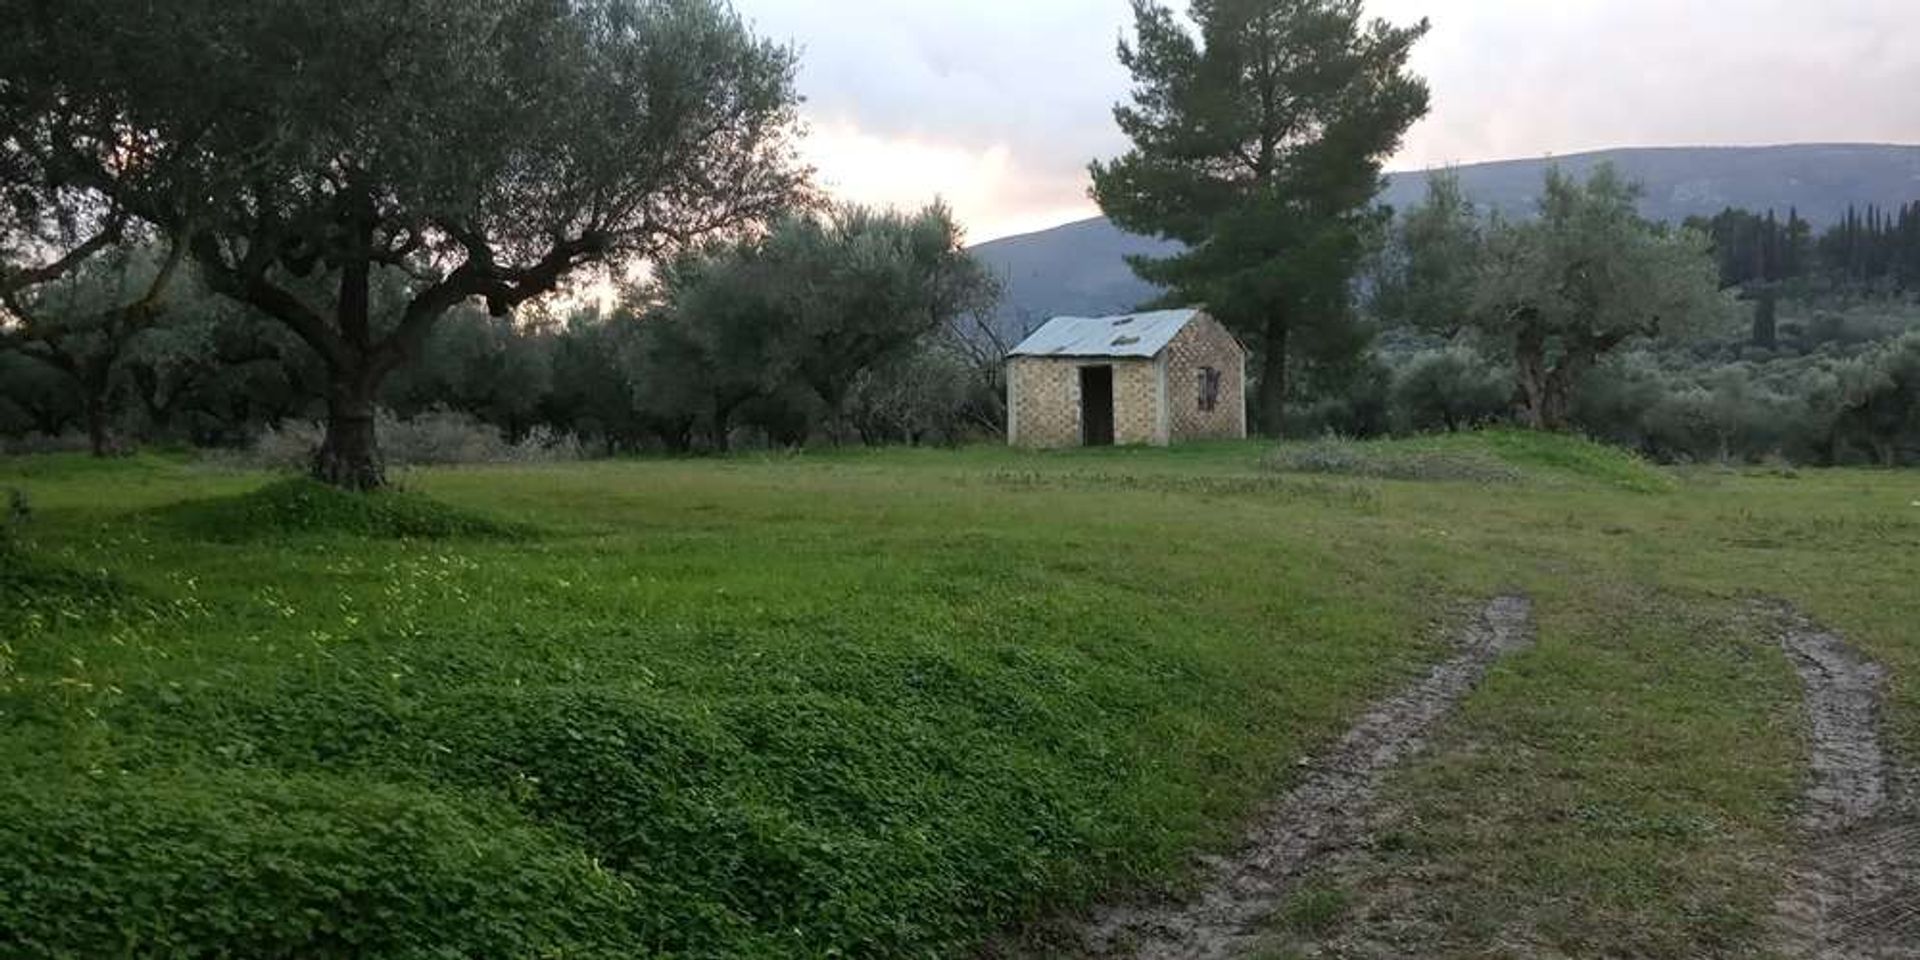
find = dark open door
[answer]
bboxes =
[1080,365,1115,447]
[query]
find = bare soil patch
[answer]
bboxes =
[1053,595,1535,960]
[1766,603,1920,959]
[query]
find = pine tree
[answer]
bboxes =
[1091,0,1430,436]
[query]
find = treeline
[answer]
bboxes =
[1689,202,1920,291]
[2,205,1006,458]
[1346,169,1920,466]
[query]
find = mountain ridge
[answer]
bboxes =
[972,143,1920,339]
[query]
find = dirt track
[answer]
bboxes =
[1767,604,1920,960]
[1068,595,1536,960]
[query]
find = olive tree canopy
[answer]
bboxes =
[1473,168,1731,430]
[1,0,808,487]
[635,202,996,449]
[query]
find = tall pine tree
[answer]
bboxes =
[1091,0,1429,435]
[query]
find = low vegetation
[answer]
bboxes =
[1265,428,1673,492]
[150,477,531,543]
[2,434,1915,958]
[1266,436,1523,484]
[0,4,1913,956]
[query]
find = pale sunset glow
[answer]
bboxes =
[739,0,1920,242]
[800,122,1097,244]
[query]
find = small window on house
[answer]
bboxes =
[1197,366,1222,413]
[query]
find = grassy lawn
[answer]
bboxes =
[1,435,1914,958]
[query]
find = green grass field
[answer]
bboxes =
[2,433,1915,958]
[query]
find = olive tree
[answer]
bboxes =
[635,202,996,448]
[0,243,186,455]
[1371,172,1481,335]
[1472,167,1730,430]
[633,242,795,451]
[3,0,806,487]
[1836,335,1920,466]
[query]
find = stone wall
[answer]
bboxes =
[1163,313,1248,442]
[1007,312,1245,447]
[1114,360,1161,446]
[1008,357,1160,448]
[1007,357,1078,448]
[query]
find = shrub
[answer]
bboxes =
[1639,386,1724,463]
[218,409,585,472]
[847,343,982,446]
[1287,359,1395,439]
[1391,347,1511,434]
[240,419,328,472]
[150,478,529,542]
[1834,334,1920,465]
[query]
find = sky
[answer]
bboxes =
[732,0,1920,243]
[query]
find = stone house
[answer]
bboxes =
[1006,308,1247,448]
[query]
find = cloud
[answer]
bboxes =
[736,0,1920,241]
[1378,0,1920,168]
[800,121,1099,244]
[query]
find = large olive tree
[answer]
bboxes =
[1474,168,1731,430]
[2,0,807,487]
[1382,167,1731,431]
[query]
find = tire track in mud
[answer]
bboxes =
[1766,603,1920,960]
[1071,595,1536,960]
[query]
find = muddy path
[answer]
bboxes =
[1766,604,1920,959]
[1050,595,1536,960]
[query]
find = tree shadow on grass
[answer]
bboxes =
[145,478,536,543]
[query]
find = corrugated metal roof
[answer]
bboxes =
[1007,308,1202,359]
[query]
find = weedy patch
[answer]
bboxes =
[981,469,1382,510]
[148,478,533,543]
[1265,429,1677,493]
[1279,883,1351,937]
[1471,428,1674,492]
[0,537,134,631]
[1264,439,1527,485]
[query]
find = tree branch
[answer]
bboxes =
[0,218,125,298]
[374,227,610,378]
[189,232,353,372]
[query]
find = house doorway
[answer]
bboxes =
[1080,365,1115,447]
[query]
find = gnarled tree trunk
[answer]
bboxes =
[1515,327,1606,432]
[313,370,385,491]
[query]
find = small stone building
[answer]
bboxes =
[1006,308,1247,448]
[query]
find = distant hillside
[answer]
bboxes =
[970,217,1181,343]
[1378,144,1920,225]
[973,143,1920,339]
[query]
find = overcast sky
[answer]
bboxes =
[733,0,1920,243]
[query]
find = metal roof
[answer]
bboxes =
[1007,308,1202,359]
